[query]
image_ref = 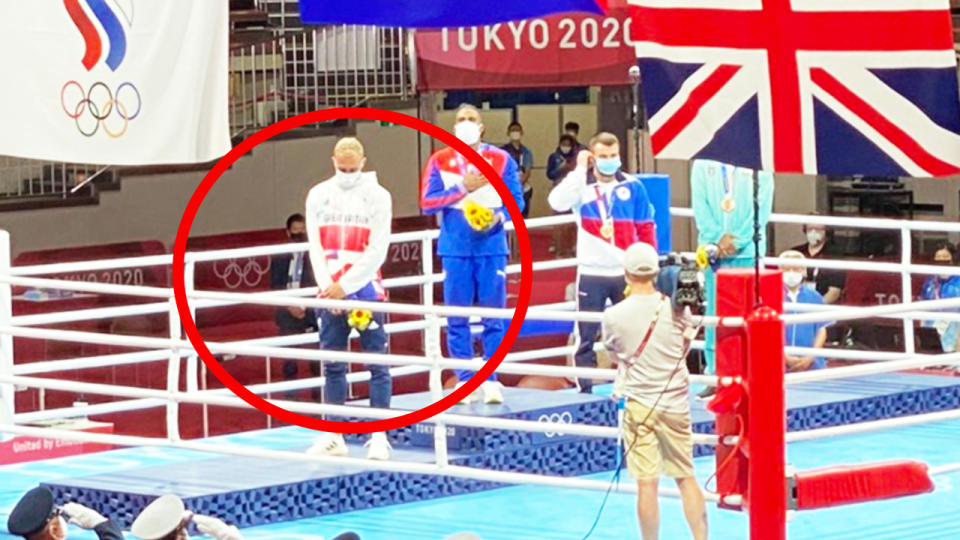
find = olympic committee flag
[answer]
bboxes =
[0,1,230,165]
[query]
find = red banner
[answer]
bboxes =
[415,3,636,91]
[0,423,114,465]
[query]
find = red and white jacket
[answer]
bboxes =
[305,172,392,300]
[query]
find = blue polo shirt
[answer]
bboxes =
[784,285,830,370]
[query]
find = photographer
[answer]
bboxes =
[602,243,707,540]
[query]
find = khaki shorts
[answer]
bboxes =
[622,400,695,480]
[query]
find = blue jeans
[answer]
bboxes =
[443,255,508,382]
[318,307,391,408]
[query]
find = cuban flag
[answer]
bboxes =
[0,0,230,165]
[300,0,607,28]
[629,0,960,178]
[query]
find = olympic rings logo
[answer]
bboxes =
[537,411,574,438]
[61,80,142,138]
[212,257,271,289]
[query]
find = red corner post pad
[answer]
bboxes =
[794,460,934,510]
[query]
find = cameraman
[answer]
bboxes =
[602,242,707,540]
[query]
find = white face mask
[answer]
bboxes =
[806,230,825,245]
[336,170,362,189]
[455,120,482,145]
[783,271,804,289]
[509,131,522,142]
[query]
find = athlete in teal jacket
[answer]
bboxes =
[691,159,774,379]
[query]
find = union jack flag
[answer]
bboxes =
[628,0,960,177]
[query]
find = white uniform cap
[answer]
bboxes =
[624,242,659,276]
[131,495,185,540]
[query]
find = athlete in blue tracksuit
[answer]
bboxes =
[419,106,524,397]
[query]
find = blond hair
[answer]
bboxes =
[333,137,364,158]
[588,131,619,150]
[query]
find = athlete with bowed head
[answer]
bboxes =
[420,104,525,405]
[304,137,394,460]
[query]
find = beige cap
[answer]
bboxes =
[624,242,660,276]
[130,495,185,540]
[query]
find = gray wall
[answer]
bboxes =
[5,107,957,259]
[2,120,424,257]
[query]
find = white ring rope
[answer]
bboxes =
[0,323,719,386]
[4,209,960,497]
[0,374,719,444]
[3,273,734,327]
[784,407,960,444]
[782,296,960,325]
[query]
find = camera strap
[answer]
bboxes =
[623,293,668,367]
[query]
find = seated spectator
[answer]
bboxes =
[270,213,318,399]
[919,242,960,353]
[790,217,844,304]
[781,251,830,371]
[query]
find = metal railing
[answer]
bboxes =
[2,8,411,203]
[0,157,113,201]
[229,25,410,135]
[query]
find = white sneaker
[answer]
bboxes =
[365,432,392,461]
[454,382,474,405]
[482,381,504,405]
[306,433,347,457]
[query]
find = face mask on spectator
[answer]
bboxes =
[783,271,804,289]
[559,145,572,154]
[936,261,954,280]
[509,131,522,142]
[290,233,307,243]
[806,230,825,245]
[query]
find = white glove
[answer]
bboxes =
[193,514,243,540]
[61,502,108,530]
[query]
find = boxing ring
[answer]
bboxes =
[2,210,960,539]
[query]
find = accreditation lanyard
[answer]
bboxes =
[622,294,669,368]
[288,253,304,289]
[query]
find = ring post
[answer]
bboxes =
[712,268,784,539]
[184,261,200,394]
[422,236,448,466]
[166,298,182,442]
[900,227,915,357]
[746,304,786,540]
[184,260,210,437]
[0,230,14,442]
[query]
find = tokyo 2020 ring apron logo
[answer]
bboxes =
[62,0,140,138]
